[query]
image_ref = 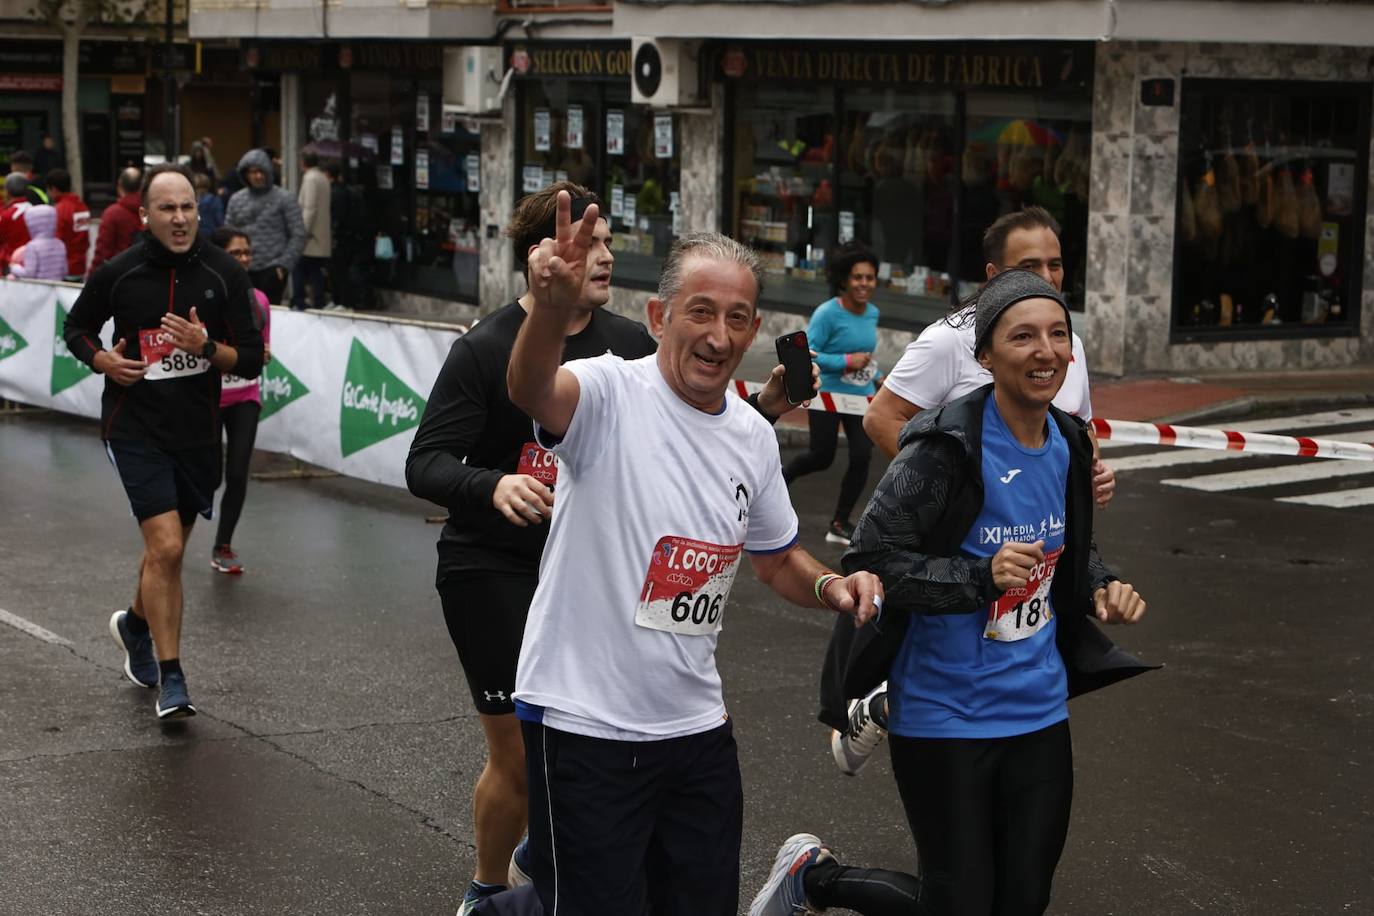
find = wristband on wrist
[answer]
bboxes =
[814,572,842,608]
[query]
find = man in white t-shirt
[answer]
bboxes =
[504,192,882,916]
[864,206,1115,508]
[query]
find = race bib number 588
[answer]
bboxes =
[985,546,1062,642]
[140,328,209,381]
[635,536,742,637]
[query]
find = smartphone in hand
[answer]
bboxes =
[774,330,813,405]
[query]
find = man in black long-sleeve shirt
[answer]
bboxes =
[64,164,264,720]
[406,182,804,913]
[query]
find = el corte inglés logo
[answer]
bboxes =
[258,357,309,421]
[51,304,92,395]
[338,338,424,457]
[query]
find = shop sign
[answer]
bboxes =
[442,110,457,134]
[390,127,404,166]
[606,110,625,156]
[534,108,551,152]
[0,74,62,92]
[713,42,1088,91]
[361,133,379,155]
[112,94,144,169]
[654,114,673,159]
[522,165,544,194]
[415,149,430,189]
[466,154,480,192]
[670,191,682,235]
[622,193,637,229]
[838,210,855,244]
[610,184,624,218]
[243,42,445,74]
[417,95,430,133]
[566,106,584,149]
[506,42,630,82]
[376,164,394,190]
[555,169,568,183]
[0,40,147,75]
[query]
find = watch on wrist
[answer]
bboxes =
[201,338,218,360]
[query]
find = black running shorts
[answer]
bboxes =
[521,718,744,916]
[437,575,538,715]
[105,438,219,525]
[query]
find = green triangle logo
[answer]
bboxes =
[0,313,28,364]
[51,303,93,395]
[339,338,425,457]
[258,356,310,421]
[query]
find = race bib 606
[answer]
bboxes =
[635,536,742,637]
[985,546,1062,642]
[516,441,558,486]
[140,328,209,381]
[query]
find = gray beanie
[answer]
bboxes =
[973,268,1071,356]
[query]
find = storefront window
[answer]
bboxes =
[1173,79,1369,338]
[516,72,681,289]
[726,44,1094,327]
[352,73,481,303]
[963,93,1092,308]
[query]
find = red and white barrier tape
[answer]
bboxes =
[731,379,874,416]
[730,379,1374,461]
[1091,417,1374,462]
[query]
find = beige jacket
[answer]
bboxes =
[298,167,332,258]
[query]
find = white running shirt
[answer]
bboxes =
[514,353,799,741]
[884,306,1093,418]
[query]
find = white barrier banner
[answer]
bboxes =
[0,279,464,490]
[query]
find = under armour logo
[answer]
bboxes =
[733,481,750,522]
[999,469,1022,484]
[483,690,508,703]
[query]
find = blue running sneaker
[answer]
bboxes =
[156,672,197,719]
[507,838,532,888]
[748,833,828,916]
[456,880,505,916]
[108,609,158,689]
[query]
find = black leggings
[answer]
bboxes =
[806,720,1073,916]
[215,401,260,546]
[782,410,873,523]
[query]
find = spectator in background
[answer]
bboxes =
[34,135,63,180]
[9,204,66,280]
[195,172,224,240]
[200,136,221,178]
[89,167,144,274]
[46,169,91,280]
[293,150,331,310]
[9,149,33,178]
[1,174,33,275]
[189,140,216,184]
[325,160,366,310]
[225,148,305,304]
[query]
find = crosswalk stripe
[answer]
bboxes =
[1109,428,1374,471]
[1278,486,1374,508]
[1161,459,1374,492]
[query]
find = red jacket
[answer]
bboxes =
[0,200,31,276]
[52,191,92,278]
[89,192,141,275]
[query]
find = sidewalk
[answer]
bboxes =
[767,365,1374,446]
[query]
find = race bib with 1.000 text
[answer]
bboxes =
[635,535,742,637]
[140,328,209,381]
[985,546,1062,642]
[516,441,558,486]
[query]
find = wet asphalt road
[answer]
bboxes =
[0,409,1368,916]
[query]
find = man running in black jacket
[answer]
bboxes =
[64,163,264,720]
[406,181,809,914]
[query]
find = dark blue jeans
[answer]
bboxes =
[291,256,328,310]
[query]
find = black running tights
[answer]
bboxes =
[215,401,260,546]
[782,410,873,523]
[805,721,1073,916]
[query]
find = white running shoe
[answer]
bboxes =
[748,833,829,916]
[830,683,888,776]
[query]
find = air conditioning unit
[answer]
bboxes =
[443,46,503,115]
[631,37,702,108]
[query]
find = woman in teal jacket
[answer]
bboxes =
[783,243,881,546]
